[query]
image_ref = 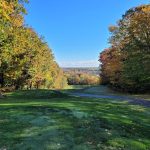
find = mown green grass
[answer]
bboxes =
[0,90,150,150]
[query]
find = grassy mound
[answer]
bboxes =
[7,89,68,99]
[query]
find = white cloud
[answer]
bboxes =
[58,60,99,68]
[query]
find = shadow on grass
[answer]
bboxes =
[6,89,68,100]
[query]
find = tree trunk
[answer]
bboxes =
[0,73,4,88]
[29,82,32,89]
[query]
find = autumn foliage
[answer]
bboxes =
[99,5,150,93]
[0,0,67,90]
[65,71,100,85]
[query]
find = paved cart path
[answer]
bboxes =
[68,91,150,107]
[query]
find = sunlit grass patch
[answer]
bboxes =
[108,138,150,150]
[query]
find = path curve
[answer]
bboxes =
[69,92,150,107]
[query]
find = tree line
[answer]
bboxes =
[0,0,67,90]
[99,4,150,93]
[65,71,100,85]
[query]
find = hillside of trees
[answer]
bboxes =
[63,67,99,76]
[0,0,67,91]
[64,68,100,85]
[99,4,150,93]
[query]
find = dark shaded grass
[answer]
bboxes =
[0,90,150,150]
[7,89,68,99]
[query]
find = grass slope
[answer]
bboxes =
[0,90,150,150]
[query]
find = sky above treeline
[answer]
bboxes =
[25,0,149,67]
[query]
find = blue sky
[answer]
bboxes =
[24,0,149,67]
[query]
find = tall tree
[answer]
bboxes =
[99,4,150,92]
[0,0,67,90]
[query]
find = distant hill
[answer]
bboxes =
[62,67,100,76]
